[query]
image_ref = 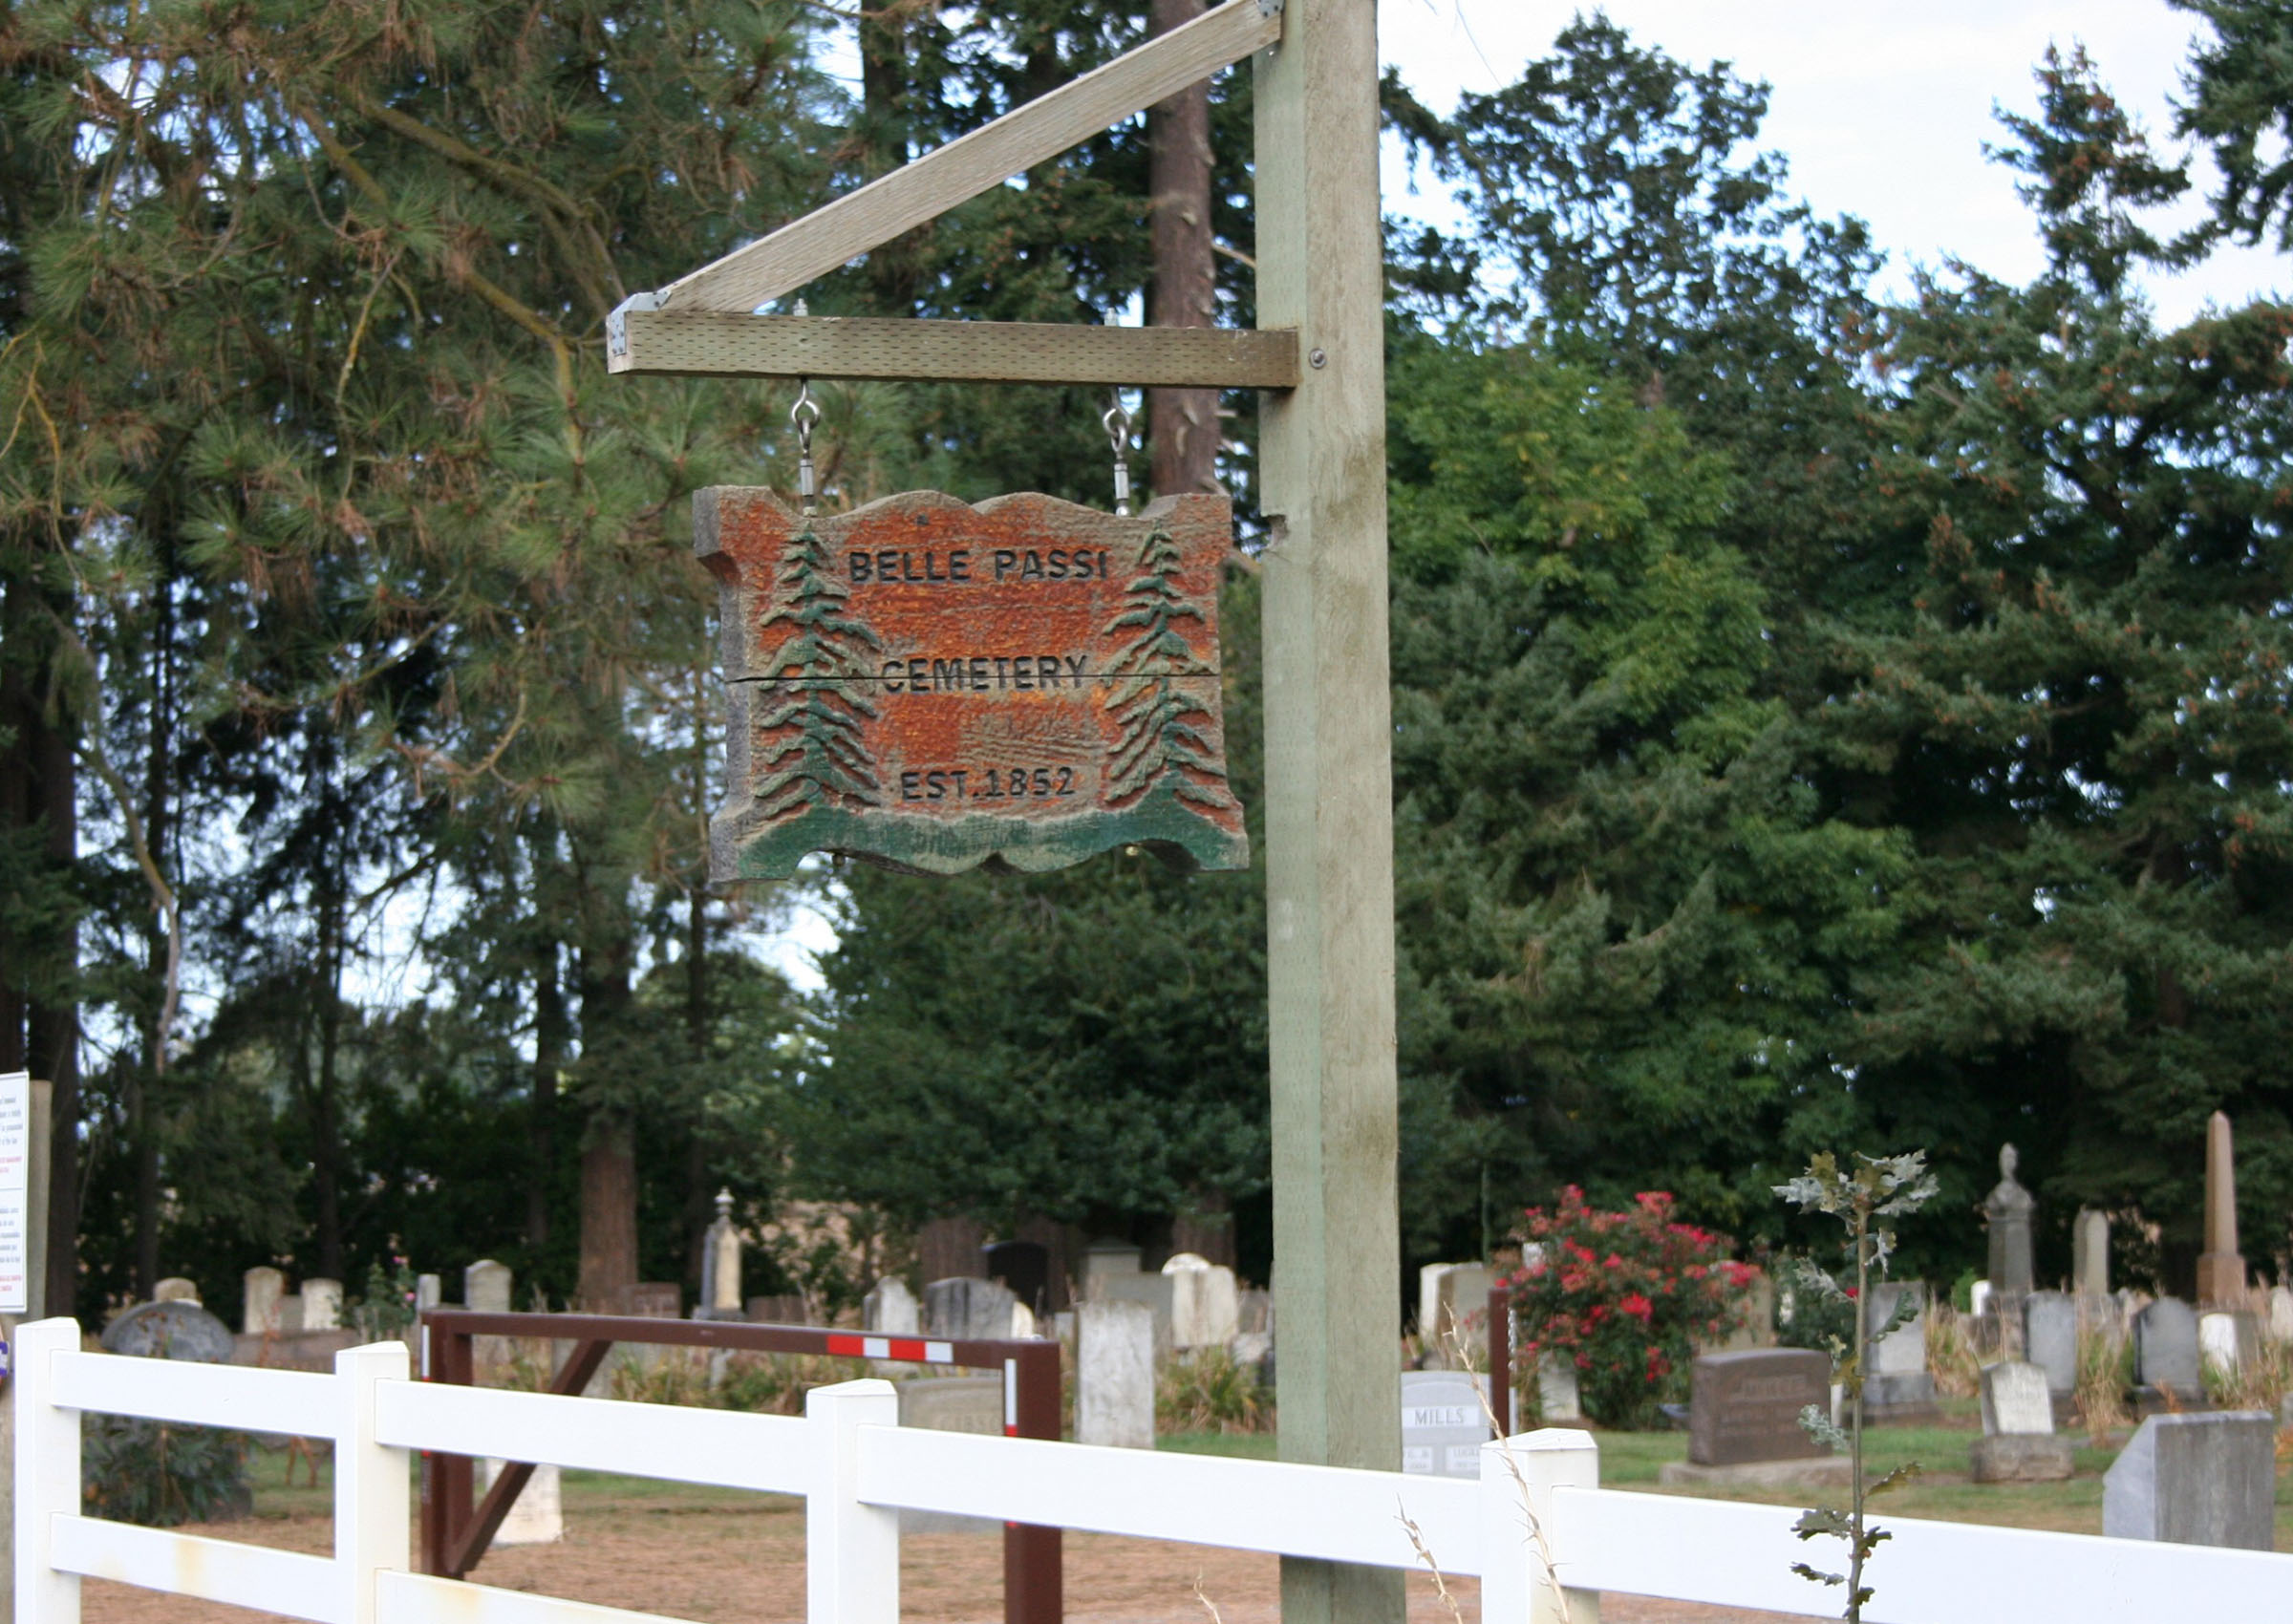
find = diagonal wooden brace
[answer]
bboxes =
[613,0,1282,324]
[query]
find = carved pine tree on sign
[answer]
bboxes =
[1103,524,1233,811]
[752,524,884,816]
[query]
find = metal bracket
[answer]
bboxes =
[606,289,666,360]
[1256,0,1282,15]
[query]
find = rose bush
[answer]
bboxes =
[1504,1186,1754,1429]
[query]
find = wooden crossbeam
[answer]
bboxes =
[622,0,1282,318]
[608,310,1298,387]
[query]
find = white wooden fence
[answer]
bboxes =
[14,1317,2292,1624]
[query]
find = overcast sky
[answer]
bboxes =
[1377,0,2286,327]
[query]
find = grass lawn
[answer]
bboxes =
[1166,1400,2293,1550]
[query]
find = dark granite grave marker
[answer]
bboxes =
[1687,1349,1830,1466]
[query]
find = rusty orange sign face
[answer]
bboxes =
[695,486,1248,880]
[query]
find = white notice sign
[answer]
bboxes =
[0,1071,31,1314]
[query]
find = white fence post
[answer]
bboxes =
[806,1378,899,1624]
[14,1319,79,1624]
[336,1340,410,1624]
[1479,1427,1600,1624]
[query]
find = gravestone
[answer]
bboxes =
[697,1189,743,1319]
[1164,1253,1239,1350]
[1984,1143,2036,1304]
[243,1267,286,1336]
[622,1283,680,1318]
[1094,1270,1175,1354]
[1417,1263,1462,1341]
[465,1259,513,1314]
[745,1294,809,1326]
[2198,1310,2260,1374]
[2197,1110,2246,1305]
[983,1240,1051,1314]
[1721,1270,1776,1352]
[416,1273,441,1314]
[2135,1298,2204,1406]
[1236,1288,1273,1336]
[299,1278,343,1332]
[1400,1370,1489,1479]
[154,1276,200,1304]
[2270,1286,2293,1345]
[102,1300,235,1363]
[2103,1411,2273,1549]
[1661,1350,1845,1487]
[1536,1353,1582,1424]
[1685,1350,1830,1466]
[864,1277,921,1336]
[897,1377,1006,1533]
[1971,1360,2072,1482]
[1862,1281,1936,1421]
[2024,1291,2078,1399]
[2073,1208,2111,1300]
[481,1458,564,1546]
[1427,1263,1494,1355]
[923,1275,1017,1341]
[1075,1300,1154,1450]
[1081,1240,1143,1293]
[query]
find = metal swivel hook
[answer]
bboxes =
[791,378,821,516]
[1103,395,1134,517]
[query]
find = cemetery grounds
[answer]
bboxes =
[75,1399,2293,1624]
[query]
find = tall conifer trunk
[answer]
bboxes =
[859,5,921,312]
[1146,0,1219,499]
[530,941,565,1250]
[576,930,638,1310]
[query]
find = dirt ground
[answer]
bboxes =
[78,1492,1808,1624]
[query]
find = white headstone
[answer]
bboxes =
[702,1189,742,1314]
[864,1276,921,1336]
[923,1276,1017,1341]
[1418,1263,1461,1344]
[1166,1257,1239,1350]
[1867,1283,1927,1376]
[1969,1279,1993,1318]
[2104,1412,2274,1549]
[1094,1271,1175,1353]
[244,1267,287,1336]
[2200,1310,2241,1373]
[416,1273,442,1313]
[1981,1361,2055,1436]
[2024,1292,2078,1395]
[2270,1286,2293,1345]
[481,1459,564,1546]
[1076,1300,1154,1449]
[2072,1208,2110,1299]
[897,1377,1006,1533]
[465,1259,513,1314]
[1010,1301,1038,1339]
[1536,1353,1582,1423]
[154,1277,200,1304]
[0,1070,30,1314]
[1401,1370,1489,1478]
[1081,1240,1144,1293]
[299,1277,342,1331]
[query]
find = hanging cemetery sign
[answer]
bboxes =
[696,486,1248,880]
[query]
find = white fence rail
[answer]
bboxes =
[15,1316,2293,1624]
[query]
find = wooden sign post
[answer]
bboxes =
[611,5,1400,1621]
[1252,10,1403,1624]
